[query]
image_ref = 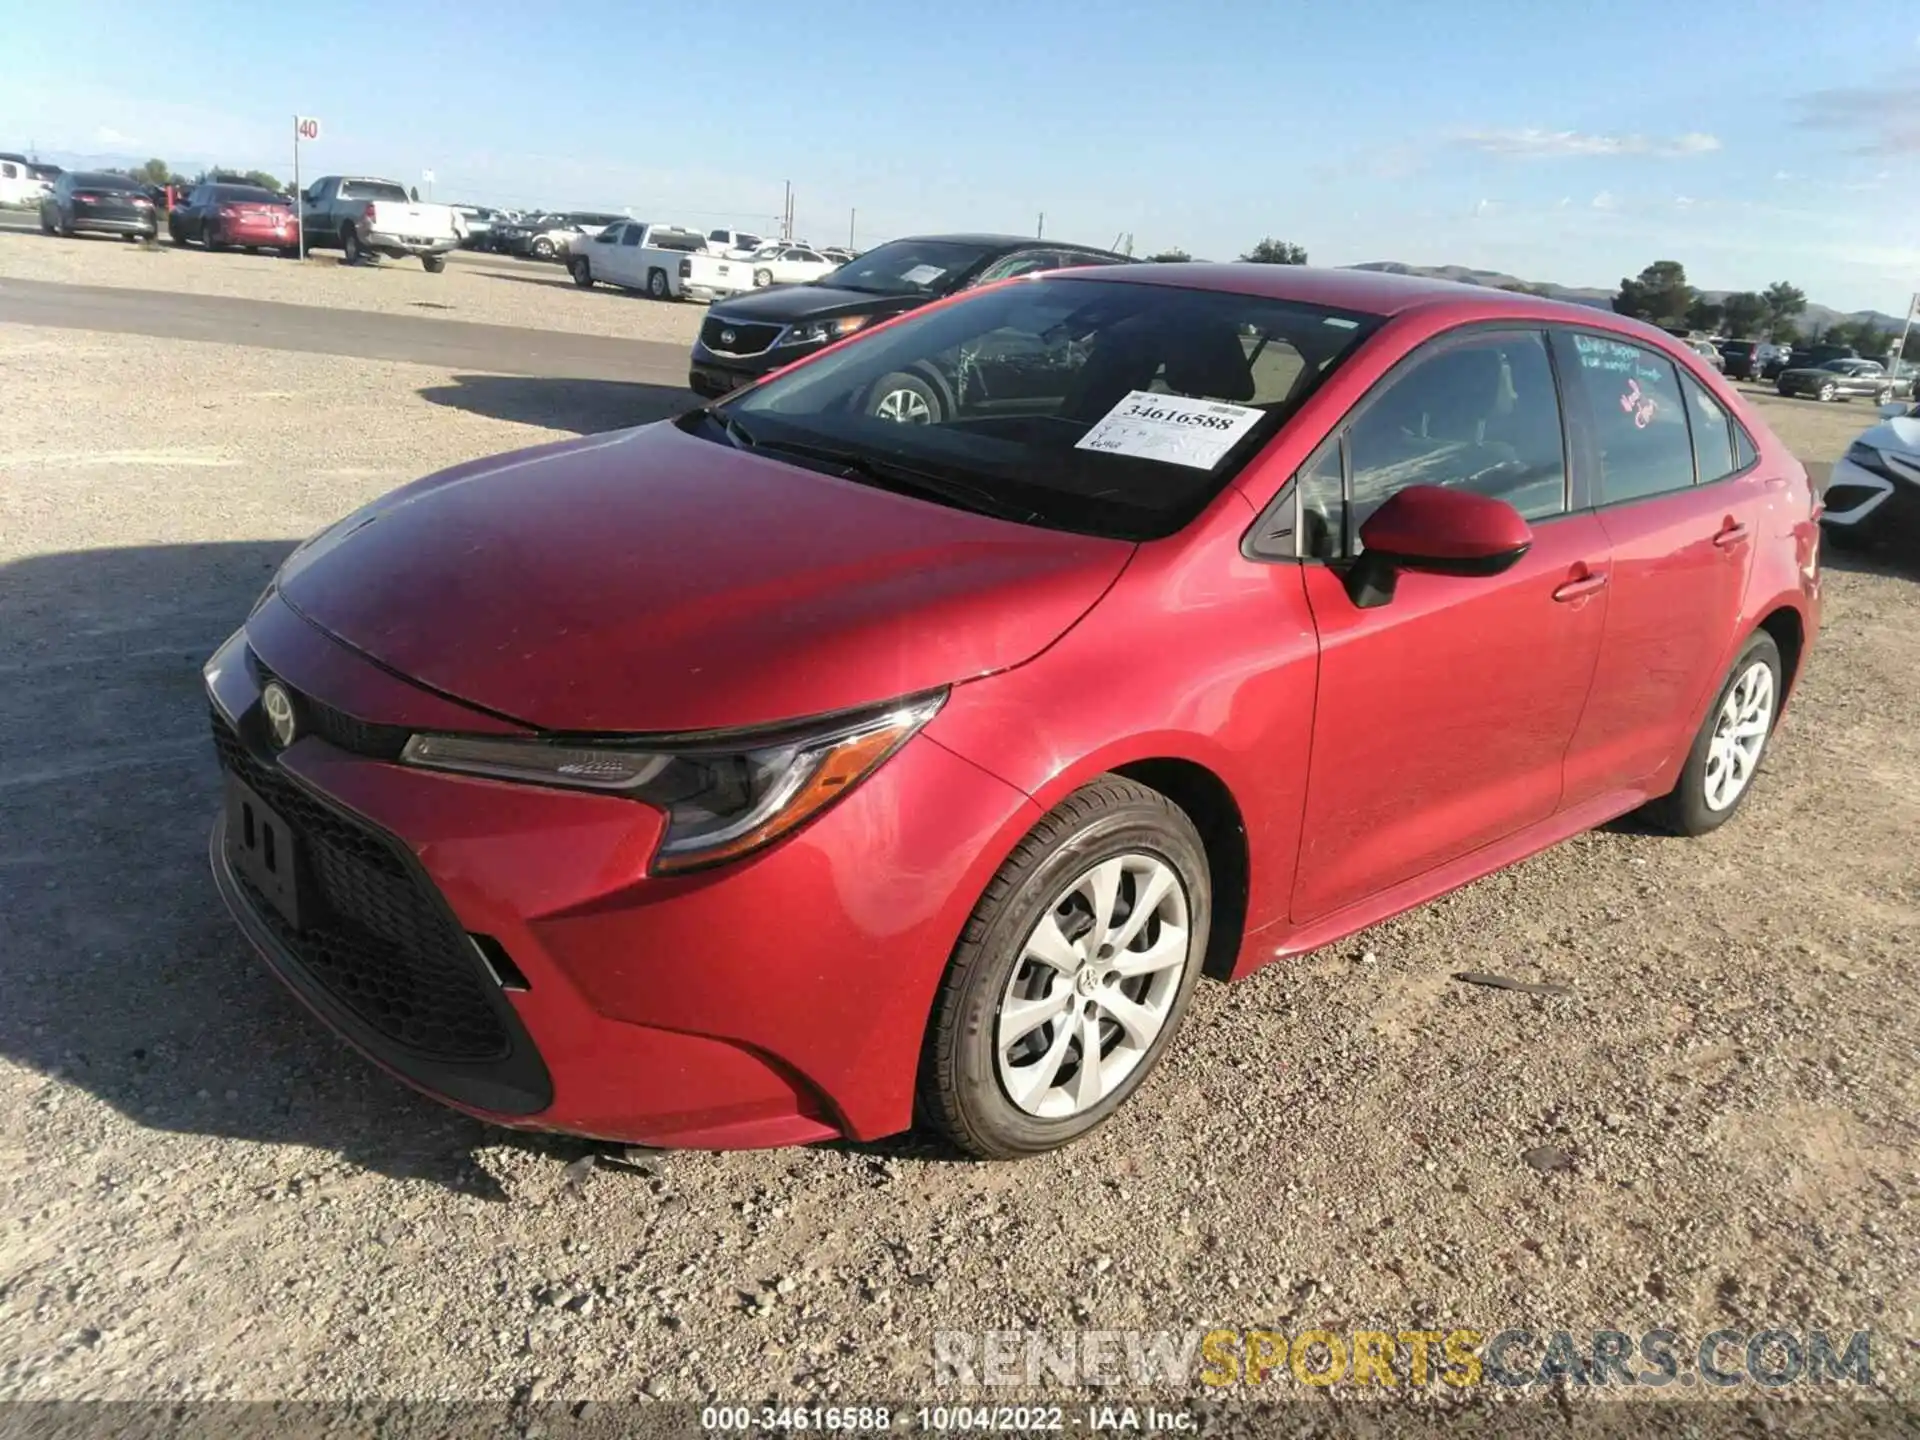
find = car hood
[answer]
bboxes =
[274,423,1132,733]
[705,282,929,326]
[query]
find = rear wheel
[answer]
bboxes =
[422,254,446,273]
[531,236,554,260]
[646,268,671,300]
[570,256,594,288]
[919,777,1211,1159]
[754,267,774,287]
[1645,631,1782,836]
[39,209,53,234]
[342,228,364,265]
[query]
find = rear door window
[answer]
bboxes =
[1560,333,1696,503]
[1680,372,1737,483]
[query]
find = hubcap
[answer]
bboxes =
[995,853,1192,1119]
[874,387,933,424]
[1703,660,1774,812]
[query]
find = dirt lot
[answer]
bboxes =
[0,294,1914,1422]
[0,229,707,345]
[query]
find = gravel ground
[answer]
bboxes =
[0,230,707,346]
[0,319,1914,1423]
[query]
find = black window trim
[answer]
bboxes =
[1242,320,1577,565]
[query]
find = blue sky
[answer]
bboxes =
[5,0,1916,312]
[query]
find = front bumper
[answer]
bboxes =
[1821,455,1920,541]
[688,338,819,398]
[203,602,1037,1148]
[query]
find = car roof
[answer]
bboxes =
[1043,261,1702,338]
[896,232,1129,260]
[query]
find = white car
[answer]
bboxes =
[1822,400,1920,551]
[569,220,757,301]
[746,244,839,287]
[0,154,53,207]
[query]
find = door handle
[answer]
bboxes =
[1552,572,1608,603]
[1713,521,1750,549]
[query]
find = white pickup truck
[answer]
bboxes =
[299,176,465,271]
[567,221,755,302]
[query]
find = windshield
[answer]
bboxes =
[74,173,142,191]
[817,238,998,296]
[703,276,1380,541]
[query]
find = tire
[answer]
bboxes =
[58,211,73,237]
[570,256,594,288]
[1817,382,1836,402]
[918,776,1212,1159]
[1876,387,1895,405]
[342,228,364,265]
[1644,631,1783,837]
[39,209,53,235]
[646,268,670,300]
[867,371,943,424]
[422,254,446,273]
[754,267,774,287]
[531,237,554,260]
[205,223,225,252]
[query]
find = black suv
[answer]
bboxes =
[1716,338,1762,381]
[688,234,1135,399]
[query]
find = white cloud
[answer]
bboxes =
[1773,170,1793,181]
[1591,191,1618,211]
[1473,198,1501,217]
[1674,195,1695,209]
[1455,128,1723,159]
[94,125,133,146]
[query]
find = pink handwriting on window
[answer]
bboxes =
[1620,378,1658,429]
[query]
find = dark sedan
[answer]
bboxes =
[167,182,296,253]
[38,171,157,240]
[1775,358,1898,404]
[688,233,1135,402]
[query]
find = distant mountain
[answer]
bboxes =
[1346,261,1905,335]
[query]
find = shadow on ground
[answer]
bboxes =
[0,541,582,1196]
[418,373,695,435]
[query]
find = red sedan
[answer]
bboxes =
[168,182,296,254]
[204,265,1820,1158]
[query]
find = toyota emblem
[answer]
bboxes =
[261,682,298,750]
[720,328,737,346]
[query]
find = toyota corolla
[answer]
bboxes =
[205,265,1820,1158]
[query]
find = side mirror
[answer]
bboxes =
[1878,401,1911,420]
[1345,485,1533,609]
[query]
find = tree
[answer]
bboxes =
[1761,281,1807,336]
[1684,296,1723,333]
[134,157,171,187]
[1771,320,1804,349]
[1146,247,1191,263]
[235,169,281,192]
[1612,261,1696,329]
[1240,237,1307,265]
[1720,291,1767,338]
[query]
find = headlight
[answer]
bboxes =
[400,692,945,873]
[779,315,869,348]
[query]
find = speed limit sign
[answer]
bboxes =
[296,116,321,141]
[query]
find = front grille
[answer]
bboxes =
[254,661,410,760]
[700,316,781,356]
[212,712,512,1061]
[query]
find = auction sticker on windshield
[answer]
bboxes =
[1075,390,1265,469]
[900,264,947,286]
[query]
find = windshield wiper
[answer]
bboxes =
[746,435,1042,526]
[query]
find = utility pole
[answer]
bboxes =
[1037,211,1045,239]
[849,207,856,250]
[1892,292,1919,382]
[782,181,793,242]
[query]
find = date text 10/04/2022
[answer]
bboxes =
[699,1405,1197,1432]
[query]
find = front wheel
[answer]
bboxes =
[39,209,53,234]
[422,254,446,273]
[1817,382,1837,402]
[570,256,593,288]
[867,371,942,424]
[1645,631,1782,836]
[918,777,1211,1159]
